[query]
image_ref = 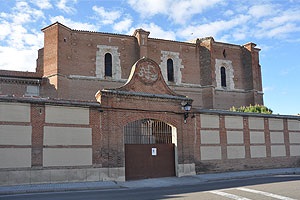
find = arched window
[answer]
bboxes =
[105,53,112,77]
[221,66,226,87]
[167,59,174,82]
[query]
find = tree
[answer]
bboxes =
[230,104,273,114]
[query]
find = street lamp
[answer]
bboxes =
[182,102,192,123]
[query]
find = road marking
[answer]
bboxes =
[209,190,252,200]
[237,187,297,200]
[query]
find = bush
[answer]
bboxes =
[230,104,273,114]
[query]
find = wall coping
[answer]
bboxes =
[101,89,192,102]
[0,96,101,108]
[197,108,300,120]
[0,96,298,120]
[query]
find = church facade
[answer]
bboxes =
[1,22,263,110]
[1,23,299,186]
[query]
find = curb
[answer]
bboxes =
[1,168,300,195]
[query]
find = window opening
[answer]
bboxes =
[221,66,226,87]
[105,53,112,77]
[167,59,174,82]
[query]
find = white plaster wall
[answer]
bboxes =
[227,131,244,144]
[0,102,30,122]
[200,146,222,160]
[250,131,265,144]
[96,45,121,80]
[200,114,219,128]
[227,146,245,159]
[43,148,92,167]
[159,51,184,85]
[225,116,243,129]
[200,130,220,144]
[289,132,300,143]
[288,120,300,131]
[0,125,31,145]
[44,127,92,145]
[270,132,284,144]
[45,106,89,124]
[269,119,283,130]
[248,117,264,129]
[0,148,31,168]
[250,146,266,158]
[290,145,300,156]
[271,145,286,157]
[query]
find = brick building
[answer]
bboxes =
[2,22,297,186]
[0,22,263,109]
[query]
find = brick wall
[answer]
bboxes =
[196,111,300,173]
[0,99,299,185]
[34,22,263,109]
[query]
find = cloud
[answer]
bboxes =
[127,0,222,24]
[0,2,44,49]
[248,4,277,19]
[127,0,171,17]
[177,14,250,40]
[50,16,98,31]
[30,0,52,9]
[11,1,45,24]
[169,0,222,24]
[113,17,133,33]
[56,0,77,14]
[0,21,11,41]
[92,6,121,25]
[128,23,176,40]
[0,46,39,72]
[257,8,300,30]
[254,8,300,39]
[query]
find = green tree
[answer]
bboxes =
[230,104,273,114]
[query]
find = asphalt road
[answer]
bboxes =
[1,175,300,200]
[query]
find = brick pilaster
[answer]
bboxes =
[219,115,227,160]
[31,104,45,167]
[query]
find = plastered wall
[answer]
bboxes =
[197,113,300,173]
[0,101,300,185]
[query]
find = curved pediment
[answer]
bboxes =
[117,57,181,96]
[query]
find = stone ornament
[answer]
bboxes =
[137,61,158,84]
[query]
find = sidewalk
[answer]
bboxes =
[1,168,300,195]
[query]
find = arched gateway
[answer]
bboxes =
[124,119,177,180]
[96,57,194,181]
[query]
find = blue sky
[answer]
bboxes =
[0,0,299,115]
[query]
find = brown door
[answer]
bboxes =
[125,143,175,180]
[124,119,175,180]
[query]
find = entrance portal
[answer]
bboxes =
[124,119,176,180]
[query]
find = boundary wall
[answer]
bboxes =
[0,99,299,186]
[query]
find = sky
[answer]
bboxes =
[0,0,299,115]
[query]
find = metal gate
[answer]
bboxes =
[124,119,175,180]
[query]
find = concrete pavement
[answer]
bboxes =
[1,167,300,195]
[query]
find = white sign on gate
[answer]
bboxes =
[152,148,157,156]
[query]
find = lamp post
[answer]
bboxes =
[182,102,192,123]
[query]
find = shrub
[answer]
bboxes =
[230,104,273,114]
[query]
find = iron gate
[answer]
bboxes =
[124,119,175,180]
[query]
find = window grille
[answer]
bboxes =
[124,119,172,144]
